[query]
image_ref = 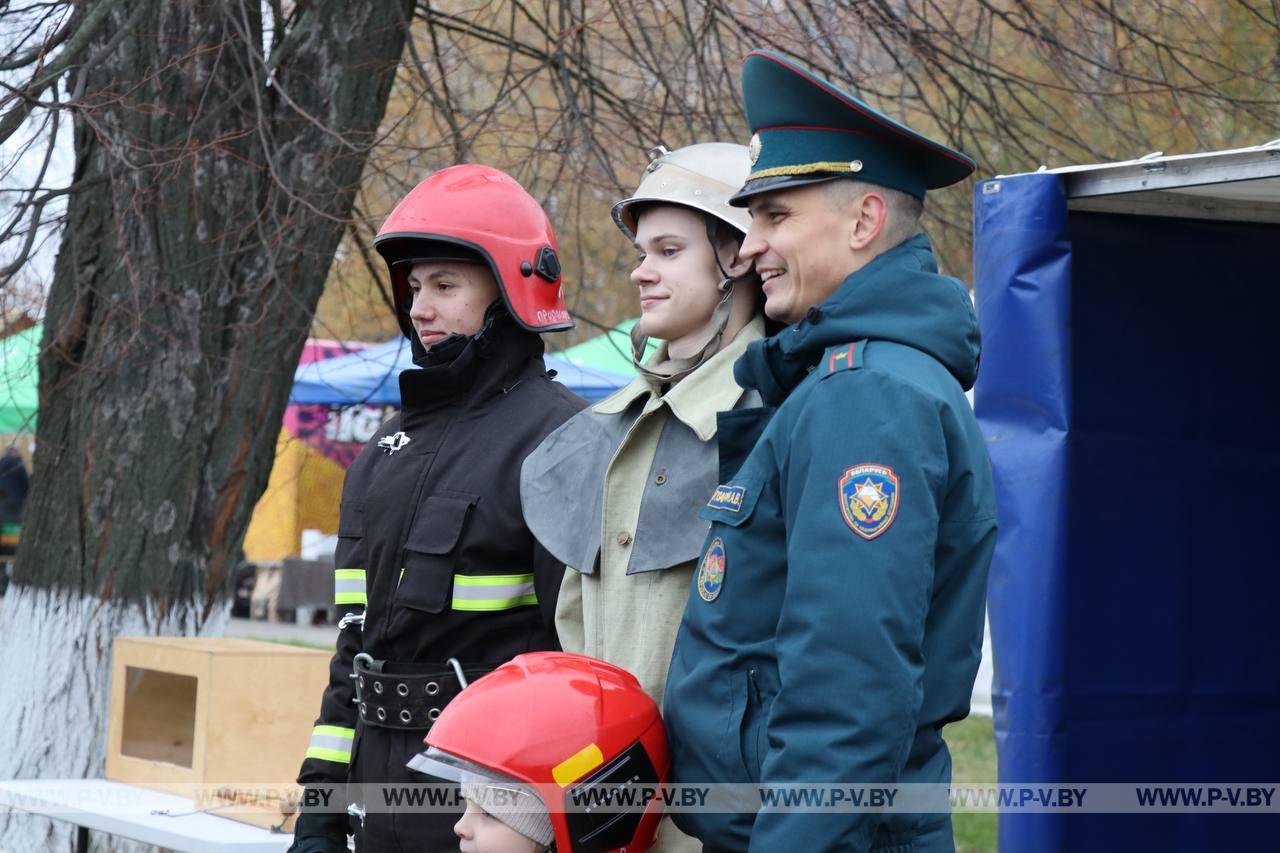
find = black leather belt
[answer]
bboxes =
[352,655,494,730]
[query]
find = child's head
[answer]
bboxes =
[413,652,671,853]
[454,779,552,853]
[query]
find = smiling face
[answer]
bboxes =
[454,798,541,853]
[406,261,500,349]
[631,205,741,354]
[739,182,863,325]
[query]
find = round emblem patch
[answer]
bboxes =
[748,133,762,165]
[838,464,901,540]
[697,537,727,602]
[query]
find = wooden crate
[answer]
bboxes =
[106,636,332,831]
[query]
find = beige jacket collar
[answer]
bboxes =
[593,315,765,441]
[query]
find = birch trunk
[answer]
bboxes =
[0,587,227,850]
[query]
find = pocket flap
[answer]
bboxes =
[397,551,452,614]
[338,501,364,537]
[698,478,763,527]
[403,494,476,555]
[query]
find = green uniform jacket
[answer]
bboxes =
[663,234,997,852]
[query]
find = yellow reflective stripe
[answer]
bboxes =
[305,725,354,763]
[334,568,366,605]
[451,573,537,612]
[452,595,539,612]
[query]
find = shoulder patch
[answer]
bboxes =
[838,463,900,539]
[823,342,862,375]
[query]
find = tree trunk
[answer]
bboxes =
[2,1,411,848]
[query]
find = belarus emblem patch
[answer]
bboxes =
[697,537,727,602]
[838,464,900,540]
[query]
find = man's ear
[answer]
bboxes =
[849,192,887,252]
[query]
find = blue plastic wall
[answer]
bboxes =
[973,175,1280,851]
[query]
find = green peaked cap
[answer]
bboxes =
[730,51,976,205]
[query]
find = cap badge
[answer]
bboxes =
[748,133,762,165]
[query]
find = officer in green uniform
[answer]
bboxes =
[662,51,998,853]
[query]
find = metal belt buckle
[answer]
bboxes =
[351,652,375,716]
[446,657,469,689]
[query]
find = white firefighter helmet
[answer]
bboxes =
[611,142,753,240]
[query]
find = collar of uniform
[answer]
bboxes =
[401,316,545,407]
[594,314,764,441]
[591,374,652,416]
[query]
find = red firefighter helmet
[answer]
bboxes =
[410,652,670,852]
[374,164,573,334]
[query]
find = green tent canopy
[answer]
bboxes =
[0,324,39,433]
[550,318,656,376]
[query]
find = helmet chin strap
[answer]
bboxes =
[629,212,747,386]
[706,215,734,282]
[630,277,736,387]
[412,300,507,368]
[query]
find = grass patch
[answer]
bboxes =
[946,714,998,853]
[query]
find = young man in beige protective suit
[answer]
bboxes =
[521,143,762,851]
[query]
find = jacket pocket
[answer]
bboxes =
[334,502,368,607]
[737,667,766,782]
[347,723,365,786]
[699,477,764,528]
[338,500,365,538]
[396,493,476,614]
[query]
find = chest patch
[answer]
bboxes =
[377,431,411,455]
[838,464,900,540]
[707,484,746,512]
[697,537,727,602]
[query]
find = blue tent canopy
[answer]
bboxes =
[290,337,632,405]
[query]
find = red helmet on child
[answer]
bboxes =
[374,164,573,334]
[410,652,670,852]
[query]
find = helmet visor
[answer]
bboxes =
[410,748,554,847]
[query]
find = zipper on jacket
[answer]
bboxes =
[748,667,761,706]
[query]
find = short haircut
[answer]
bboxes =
[822,179,925,250]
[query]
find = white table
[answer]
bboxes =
[0,779,294,852]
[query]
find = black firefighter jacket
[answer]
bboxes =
[295,321,584,851]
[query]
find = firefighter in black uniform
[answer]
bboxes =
[289,164,584,852]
